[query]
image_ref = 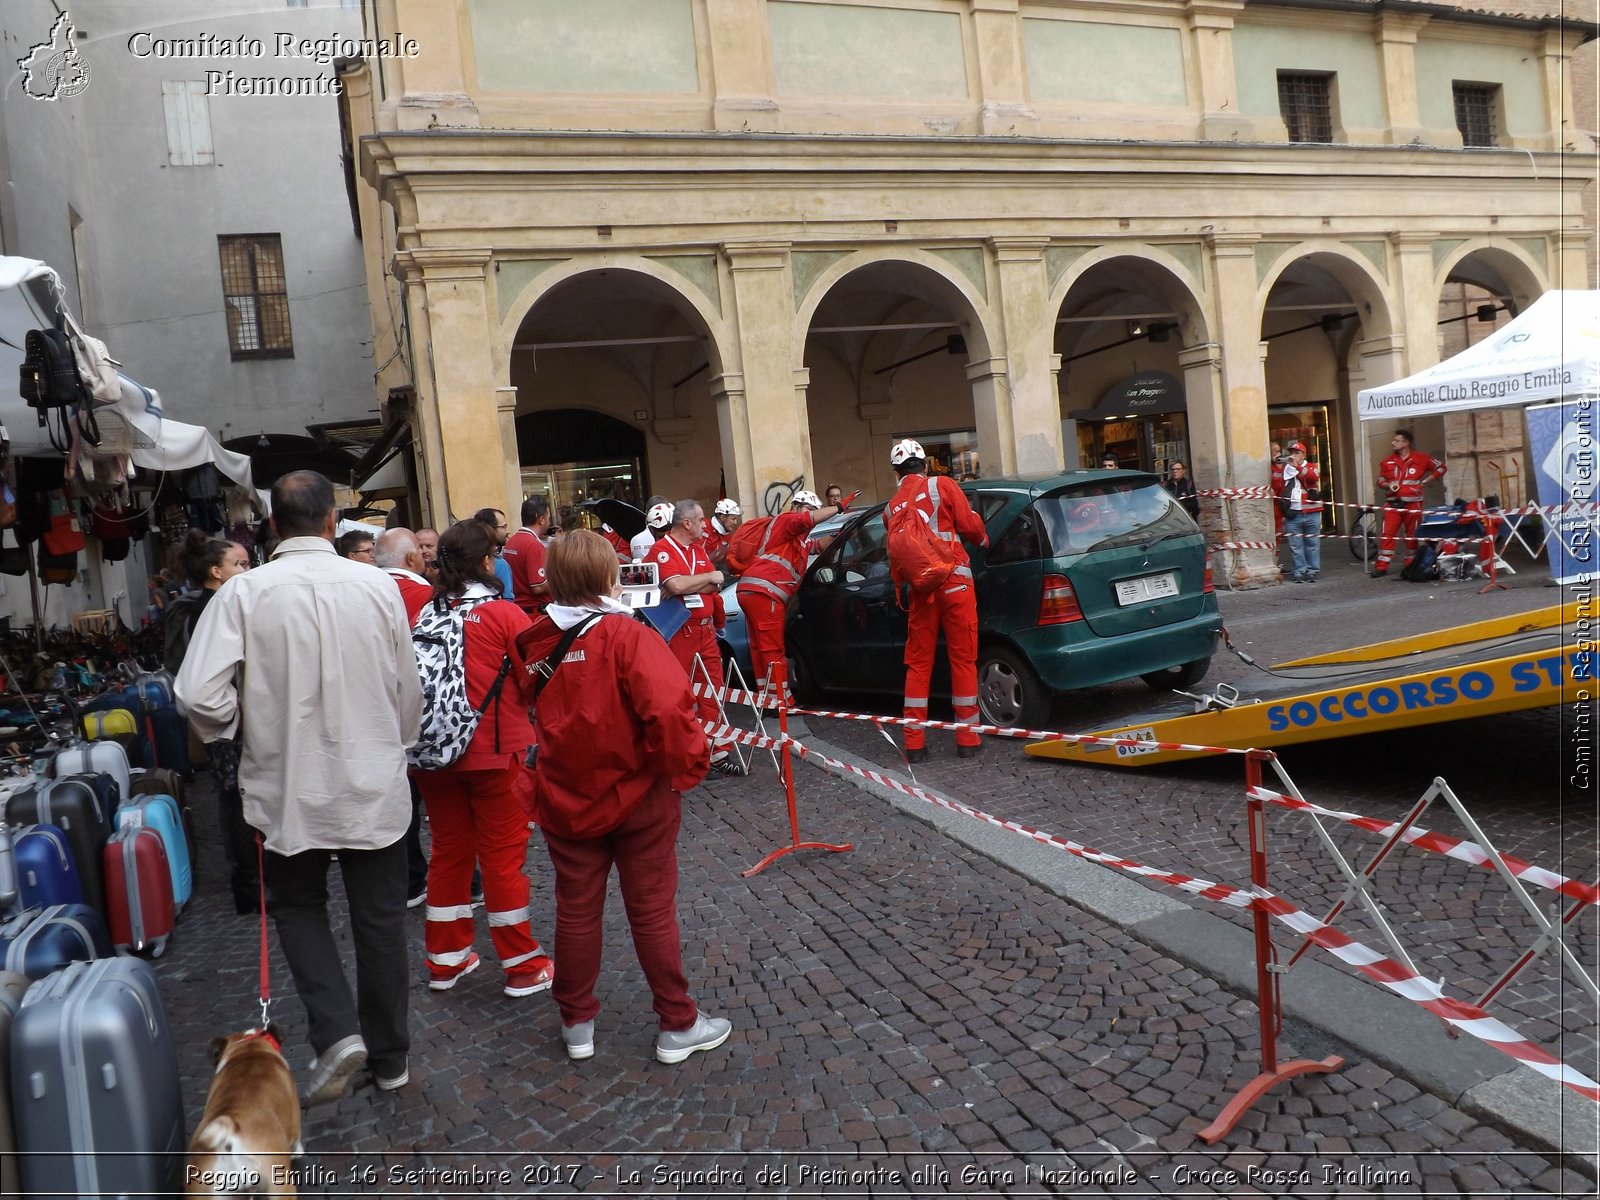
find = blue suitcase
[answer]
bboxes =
[0,971,27,1198]
[115,796,190,912]
[12,956,186,1199]
[12,826,83,909]
[0,904,109,979]
[0,826,16,915]
[7,778,109,916]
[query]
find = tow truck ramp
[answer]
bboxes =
[1027,606,1589,767]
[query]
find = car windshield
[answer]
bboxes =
[1035,481,1195,555]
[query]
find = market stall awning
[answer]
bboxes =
[1357,290,1600,420]
[1068,371,1186,422]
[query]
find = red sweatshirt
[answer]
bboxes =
[517,612,709,838]
[445,592,535,772]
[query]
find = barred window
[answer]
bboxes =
[1454,83,1498,147]
[1277,72,1333,144]
[218,235,293,360]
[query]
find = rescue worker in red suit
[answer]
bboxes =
[598,523,631,563]
[412,521,554,997]
[701,498,742,575]
[517,530,731,1065]
[733,489,848,702]
[654,499,743,777]
[1373,428,1447,576]
[886,439,989,763]
[503,496,551,614]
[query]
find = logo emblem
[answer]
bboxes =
[18,13,90,101]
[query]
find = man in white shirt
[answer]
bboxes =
[177,471,423,1106]
[631,495,672,561]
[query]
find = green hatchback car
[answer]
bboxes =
[785,471,1223,728]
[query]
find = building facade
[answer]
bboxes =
[346,0,1594,583]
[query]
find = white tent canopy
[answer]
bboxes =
[1357,290,1600,421]
[0,255,254,490]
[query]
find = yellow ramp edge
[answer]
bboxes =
[1272,605,1566,668]
[1027,637,1588,768]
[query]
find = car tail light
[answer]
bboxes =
[1039,573,1083,625]
[1203,556,1214,594]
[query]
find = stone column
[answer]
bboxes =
[1179,341,1226,537]
[966,358,1015,477]
[704,0,780,131]
[1390,233,1440,374]
[388,0,480,129]
[990,237,1064,473]
[722,241,815,503]
[495,386,522,511]
[1207,234,1278,585]
[969,0,1039,135]
[710,371,755,515]
[1538,29,1585,153]
[1556,230,1591,289]
[393,246,508,523]
[1185,0,1263,141]
[1372,12,1431,145]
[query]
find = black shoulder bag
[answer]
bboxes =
[532,614,602,700]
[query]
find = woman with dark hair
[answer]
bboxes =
[517,530,726,1064]
[165,529,253,910]
[412,520,553,997]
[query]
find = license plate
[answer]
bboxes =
[1114,572,1179,606]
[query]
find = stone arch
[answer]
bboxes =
[496,255,733,388]
[1047,243,1212,349]
[1255,242,1398,341]
[793,248,999,364]
[1433,240,1549,311]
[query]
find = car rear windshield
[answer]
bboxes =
[1034,481,1197,556]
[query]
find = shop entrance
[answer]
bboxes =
[515,409,647,516]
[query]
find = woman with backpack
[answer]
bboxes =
[164,529,254,912]
[516,530,729,1064]
[413,520,553,997]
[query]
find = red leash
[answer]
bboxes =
[255,833,271,1028]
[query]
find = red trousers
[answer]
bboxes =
[739,589,789,700]
[416,762,544,982]
[667,615,723,732]
[904,577,980,750]
[1376,504,1422,569]
[539,780,697,1031]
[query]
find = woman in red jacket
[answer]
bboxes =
[415,520,553,996]
[518,530,729,1064]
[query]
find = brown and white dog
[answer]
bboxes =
[186,1026,302,1197]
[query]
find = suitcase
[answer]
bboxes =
[0,903,110,978]
[143,705,191,775]
[115,796,190,912]
[102,827,174,956]
[58,732,133,799]
[127,767,193,850]
[12,826,83,909]
[6,778,109,916]
[0,971,27,1198]
[131,670,175,712]
[12,957,186,1200]
[0,826,16,915]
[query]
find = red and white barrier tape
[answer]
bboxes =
[691,683,1244,758]
[1197,485,1277,499]
[1199,488,1598,522]
[703,717,1600,1102]
[1248,785,1600,909]
[1253,887,1600,1103]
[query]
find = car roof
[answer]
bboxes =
[963,469,1156,497]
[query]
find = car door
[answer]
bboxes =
[789,508,903,692]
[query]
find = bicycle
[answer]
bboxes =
[1347,504,1377,561]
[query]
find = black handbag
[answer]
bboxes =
[19,327,84,413]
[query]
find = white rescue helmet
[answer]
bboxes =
[646,501,675,528]
[714,498,742,517]
[889,438,926,467]
[791,490,822,509]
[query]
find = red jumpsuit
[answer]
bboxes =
[384,567,432,625]
[413,589,548,989]
[652,533,726,731]
[502,527,547,614]
[701,525,729,573]
[517,613,710,1031]
[1375,450,1446,572]
[887,474,988,751]
[599,524,631,563]
[733,512,815,698]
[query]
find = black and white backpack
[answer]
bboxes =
[408,595,512,771]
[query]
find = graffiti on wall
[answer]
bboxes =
[763,476,804,516]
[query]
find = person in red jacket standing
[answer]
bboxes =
[701,498,741,573]
[734,489,847,701]
[1373,428,1447,576]
[886,439,989,762]
[654,499,742,776]
[503,497,551,614]
[375,528,432,624]
[518,531,730,1065]
[413,521,553,997]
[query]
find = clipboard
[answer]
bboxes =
[637,593,692,642]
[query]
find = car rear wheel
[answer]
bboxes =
[1139,656,1211,691]
[786,650,821,704]
[977,646,1050,730]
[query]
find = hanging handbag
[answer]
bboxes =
[40,497,84,557]
[0,531,29,577]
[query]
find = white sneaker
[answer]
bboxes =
[302,1035,367,1105]
[655,1013,731,1064]
[563,1021,595,1061]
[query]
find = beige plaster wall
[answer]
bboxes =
[469,0,701,94]
[1232,22,1385,133]
[769,1,969,99]
[1413,37,1547,139]
[1022,18,1188,109]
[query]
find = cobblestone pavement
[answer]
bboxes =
[796,551,1600,1119]
[158,737,1587,1197]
